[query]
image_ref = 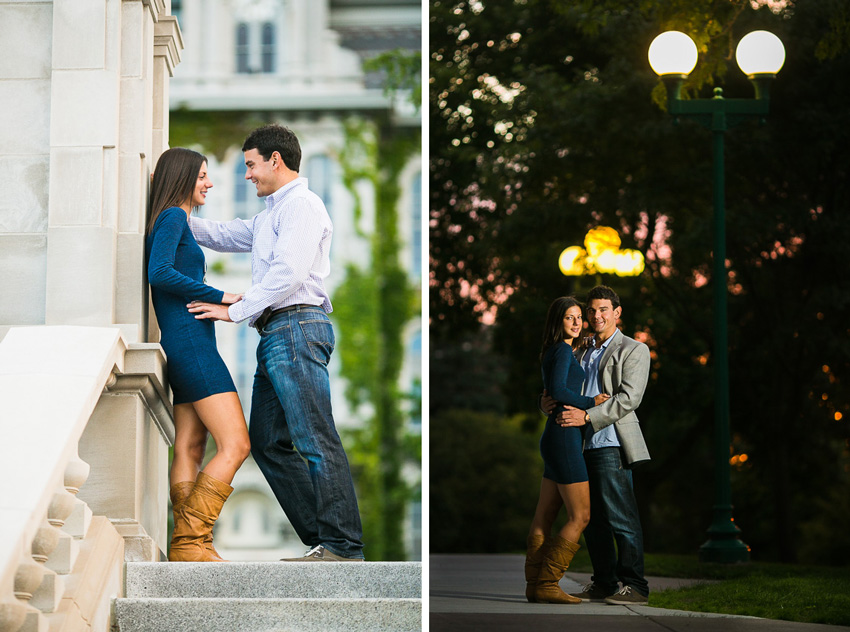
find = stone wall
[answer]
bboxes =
[0,0,182,344]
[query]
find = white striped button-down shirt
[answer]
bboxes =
[189,177,333,326]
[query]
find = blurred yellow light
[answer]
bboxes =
[822,365,830,373]
[585,226,622,257]
[614,250,646,276]
[560,226,645,278]
[739,454,748,463]
[595,249,618,274]
[559,246,586,276]
[836,412,843,421]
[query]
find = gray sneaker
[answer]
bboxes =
[280,545,364,562]
[604,585,648,605]
[570,582,611,602]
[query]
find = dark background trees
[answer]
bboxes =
[429,0,850,563]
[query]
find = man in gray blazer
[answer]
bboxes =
[555,285,651,605]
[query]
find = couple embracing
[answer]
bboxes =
[145,124,364,563]
[526,285,651,605]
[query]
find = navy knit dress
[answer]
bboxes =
[146,206,236,405]
[540,342,595,484]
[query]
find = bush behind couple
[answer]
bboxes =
[146,124,364,563]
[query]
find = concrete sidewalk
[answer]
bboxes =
[430,554,849,632]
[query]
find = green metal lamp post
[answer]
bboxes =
[648,30,786,563]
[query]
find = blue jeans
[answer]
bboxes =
[249,307,364,558]
[583,447,648,596]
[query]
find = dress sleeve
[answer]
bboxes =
[549,343,596,410]
[147,209,225,304]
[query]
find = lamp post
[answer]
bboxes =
[649,30,785,563]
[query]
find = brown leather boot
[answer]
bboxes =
[170,481,224,562]
[534,536,582,604]
[524,534,546,602]
[168,472,232,562]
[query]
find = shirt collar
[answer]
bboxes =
[265,176,307,208]
[592,327,620,351]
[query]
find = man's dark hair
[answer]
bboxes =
[586,285,621,310]
[242,124,302,172]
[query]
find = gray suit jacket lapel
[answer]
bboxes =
[597,331,622,376]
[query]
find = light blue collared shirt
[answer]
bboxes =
[190,177,333,326]
[583,328,621,449]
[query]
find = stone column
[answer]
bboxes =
[115,0,157,343]
[0,0,182,344]
[44,0,123,330]
[0,2,53,334]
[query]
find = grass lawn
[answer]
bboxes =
[568,549,850,626]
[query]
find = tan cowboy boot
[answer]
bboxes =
[170,481,224,562]
[534,535,582,604]
[524,534,546,602]
[168,472,232,562]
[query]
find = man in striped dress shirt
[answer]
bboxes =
[188,124,365,561]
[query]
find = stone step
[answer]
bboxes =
[124,561,422,599]
[113,597,422,632]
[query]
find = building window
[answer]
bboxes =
[408,329,421,430]
[261,23,276,73]
[305,155,333,218]
[236,24,250,74]
[411,172,421,278]
[172,0,183,25]
[233,157,254,219]
[235,22,277,74]
[410,500,422,560]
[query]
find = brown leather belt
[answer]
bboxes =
[255,304,318,331]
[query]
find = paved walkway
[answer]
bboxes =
[430,554,849,632]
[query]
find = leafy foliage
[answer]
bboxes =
[169,109,266,161]
[333,117,421,560]
[364,48,423,107]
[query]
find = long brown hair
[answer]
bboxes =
[540,296,586,362]
[146,148,207,235]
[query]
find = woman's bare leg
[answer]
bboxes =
[191,391,250,484]
[171,403,209,484]
[556,480,591,544]
[529,478,564,537]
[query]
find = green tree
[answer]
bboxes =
[333,115,421,561]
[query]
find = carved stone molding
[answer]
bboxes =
[154,16,184,77]
[104,344,174,445]
[140,0,168,23]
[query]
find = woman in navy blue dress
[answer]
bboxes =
[146,148,250,562]
[525,297,609,603]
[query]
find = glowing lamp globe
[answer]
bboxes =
[736,31,785,77]
[584,226,621,257]
[648,31,698,77]
[559,246,585,276]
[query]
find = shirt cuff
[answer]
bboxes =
[228,302,248,323]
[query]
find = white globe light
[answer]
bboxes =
[648,31,698,76]
[736,31,785,76]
